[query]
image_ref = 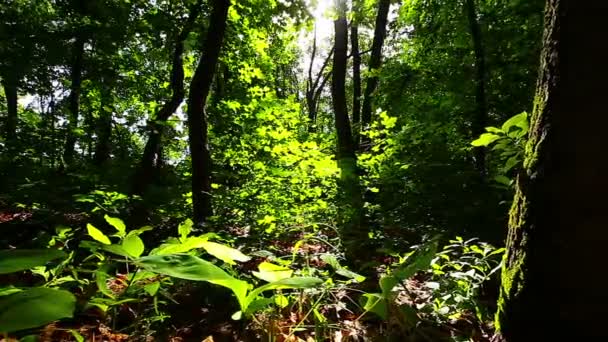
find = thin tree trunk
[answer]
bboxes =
[2,75,18,143]
[465,0,488,177]
[186,0,230,225]
[494,1,608,340]
[351,23,361,145]
[360,0,390,148]
[62,34,85,167]
[94,89,113,166]
[332,0,364,262]
[132,4,201,196]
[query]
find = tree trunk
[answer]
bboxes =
[186,0,230,225]
[93,89,113,166]
[494,1,608,340]
[132,4,201,196]
[2,75,18,143]
[62,34,85,167]
[332,0,365,262]
[360,0,390,148]
[351,23,361,146]
[465,0,488,177]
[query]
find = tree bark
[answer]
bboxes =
[93,88,113,166]
[494,1,608,340]
[332,0,365,262]
[465,0,488,177]
[2,74,18,143]
[351,23,361,146]
[62,34,85,166]
[360,0,390,148]
[186,0,230,225]
[132,4,201,196]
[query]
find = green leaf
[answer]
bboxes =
[503,156,520,172]
[244,277,322,312]
[484,126,503,134]
[135,254,249,307]
[379,275,399,297]
[274,294,289,308]
[104,215,126,237]
[502,112,529,132]
[252,262,293,282]
[200,242,251,265]
[0,249,66,274]
[127,226,153,237]
[149,236,210,255]
[80,241,132,258]
[178,219,193,241]
[0,287,76,333]
[122,235,145,258]
[95,269,115,299]
[360,293,387,319]
[143,282,160,296]
[471,133,500,147]
[494,175,512,186]
[394,241,438,281]
[87,224,111,245]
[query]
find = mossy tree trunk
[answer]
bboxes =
[331,0,366,263]
[494,1,608,340]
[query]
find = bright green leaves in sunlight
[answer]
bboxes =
[87,223,111,245]
[178,218,193,242]
[252,261,293,282]
[104,214,126,237]
[122,234,145,258]
[471,112,530,183]
[199,241,251,265]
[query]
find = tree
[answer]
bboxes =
[351,0,362,145]
[360,0,390,149]
[186,0,230,225]
[331,0,365,261]
[305,25,333,132]
[464,0,488,177]
[132,2,202,196]
[62,32,85,167]
[494,1,608,339]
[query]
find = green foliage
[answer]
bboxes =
[0,287,76,333]
[0,249,66,274]
[472,112,529,185]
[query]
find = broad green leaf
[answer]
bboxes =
[394,241,438,281]
[149,236,209,255]
[95,270,115,299]
[320,254,365,282]
[252,262,292,282]
[471,133,500,147]
[0,287,76,333]
[360,293,387,319]
[244,277,322,311]
[379,275,399,297]
[87,224,111,245]
[126,226,153,237]
[274,294,289,308]
[104,215,126,237]
[502,112,528,132]
[494,175,512,186]
[143,282,160,296]
[484,126,503,134]
[135,254,249,306]
[0,249,66,274]
[80,241,132,258]
[0,287,22,297]
[122,235,145,258]
[178,219,193,241]
[200,242,251,265]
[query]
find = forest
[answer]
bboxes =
[1,0,607,341]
